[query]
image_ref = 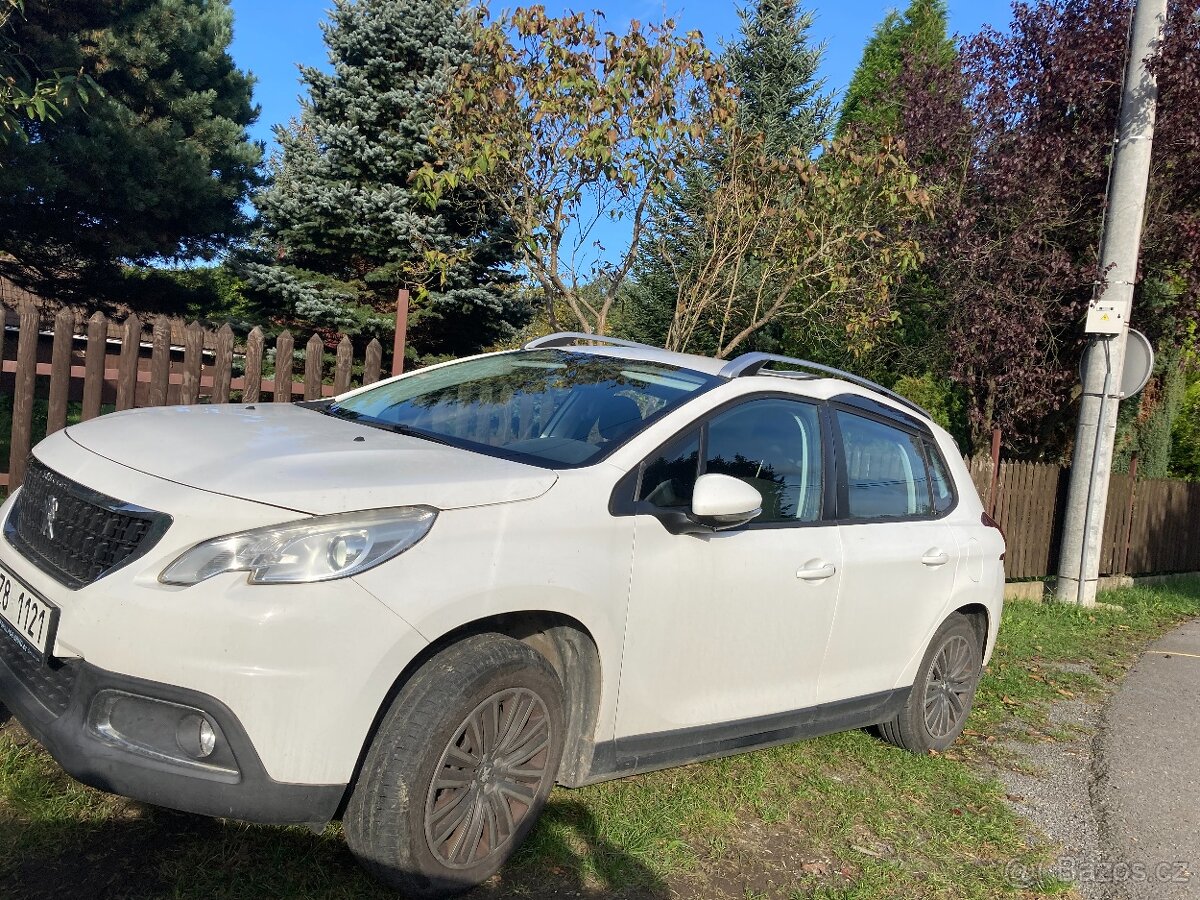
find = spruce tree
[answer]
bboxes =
[0,0,261,298]
[836,0,955,139]
[724,0,833,156]
[246,0,518,361]
[622,0,832,349]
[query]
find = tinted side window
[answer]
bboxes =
[639,431,700,508]
[925,440,956,514]
[704,399,823,523]
[836,411,933,519]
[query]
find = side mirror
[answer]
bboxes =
[689,474,762,531]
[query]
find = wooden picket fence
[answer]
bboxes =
[969,455,1200,579]
[1,303,388,489]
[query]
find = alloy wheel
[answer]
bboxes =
[424,688,554,868]
[923,634,976,739]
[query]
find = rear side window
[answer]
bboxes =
[925,440,956,514]
[836,411,933,520]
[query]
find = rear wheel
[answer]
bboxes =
[345,634,565,898]
[878,614,981,754]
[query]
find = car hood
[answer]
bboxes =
[64,404,558,514]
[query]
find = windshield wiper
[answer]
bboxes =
[377,421,455,447]
[322,403,359,420]
[322,403,454,447]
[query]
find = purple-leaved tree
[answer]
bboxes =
[884,0,1200,456]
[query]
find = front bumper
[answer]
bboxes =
[0,438,432,791]
[0,630,345,826]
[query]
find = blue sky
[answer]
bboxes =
[229,0,1016,153]
[226,0,1016,266]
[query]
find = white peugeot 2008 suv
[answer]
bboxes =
[0,333,1004,896]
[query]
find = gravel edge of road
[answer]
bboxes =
[989,683,1118,900]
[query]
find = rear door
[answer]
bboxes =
[817,406,960,705]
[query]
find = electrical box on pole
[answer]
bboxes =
[1084,298,1128,335]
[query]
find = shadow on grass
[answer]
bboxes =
[0,735,668,900]
[502,797,670,898]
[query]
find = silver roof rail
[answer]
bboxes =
[718,352,931,420]
[523,332,658,351]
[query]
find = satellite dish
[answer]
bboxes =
[1078,328,1155,399]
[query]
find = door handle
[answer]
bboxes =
[796,561,837,581]
[921,548,950,567]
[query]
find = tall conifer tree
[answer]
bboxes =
[724,0,833,156]
[247,0,518,360]
[623,0,833,348]
[836,0,955,139]
[0,0,261,297]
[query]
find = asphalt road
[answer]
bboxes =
[1095,618,1200,899]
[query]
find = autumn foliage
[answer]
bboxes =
[882,0,1200,454]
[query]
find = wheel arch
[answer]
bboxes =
[953,603,991,661]
[344,610,604,815]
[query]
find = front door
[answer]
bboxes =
[615,397,842,746]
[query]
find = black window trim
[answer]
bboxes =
[828,391,932,433]
[609,391,838,531]
[920,434,959,518]
[827,401,960,525]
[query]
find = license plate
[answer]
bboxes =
[0,563,59,659]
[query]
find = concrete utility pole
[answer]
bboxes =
[1056,0,1168,606]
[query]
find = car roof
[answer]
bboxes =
[559,343,729,377]
[544,343,934,429]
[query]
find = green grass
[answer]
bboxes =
[2,578,1198,899]
[970,579,1200,744]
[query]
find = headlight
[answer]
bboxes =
[160,507,437,586]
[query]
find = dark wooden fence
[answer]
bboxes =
[969,455,1200,579]
[1,303,388,489]
[1125,478,1200,575]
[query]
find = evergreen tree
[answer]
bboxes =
[836,0,955,139]
[724,0,833,156]
[622,0,833,349]
[811,0,963,437]
[0,0,261,300]
[1,0,100,143]
[246,0,518,361]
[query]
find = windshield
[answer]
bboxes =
[324,349,717,466]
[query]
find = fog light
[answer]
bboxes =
[86,689,237,778]
[176,713,218,759]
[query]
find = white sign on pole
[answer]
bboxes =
[1077,327,1155,398]
[1120,328,1155,398]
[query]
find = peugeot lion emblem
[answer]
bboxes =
[41,495,59,541]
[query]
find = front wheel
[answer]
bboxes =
[345,634,565,898]
[877,614,981,754]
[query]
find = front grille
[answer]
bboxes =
[0,623,78,716]
[5,459,171,589]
